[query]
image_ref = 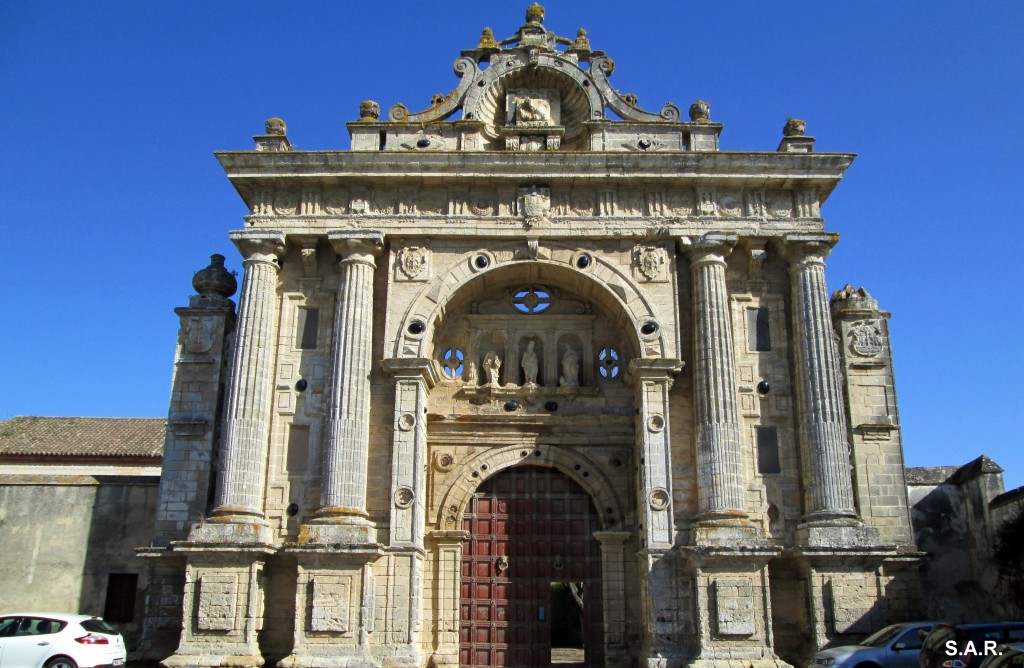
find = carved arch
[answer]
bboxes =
[391,250,673,361]
[435,445,625,531]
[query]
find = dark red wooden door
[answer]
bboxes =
[460,466,602,667]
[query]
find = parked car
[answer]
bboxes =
[810,622,939,668]
[919,623,1024,668]
[0,614,126,668]
[977,643,1024,668]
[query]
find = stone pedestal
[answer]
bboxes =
[595,531,632,668]
[161,550,273,668]
[278,549,384,668]
[679,546,788,668]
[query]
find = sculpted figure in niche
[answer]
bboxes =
[560,345,580,387]
[516,97,552,126]
[521,341,539,385]
[464,361,478,386]
[483,352,501,386]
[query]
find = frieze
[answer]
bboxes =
[301,189,321,216]
[746,190,766,218]
[697,189,717,216]
[718,190,743,217]
[667,189,695,216]
[322,189,349,215]
[766,190,793,218]
[519,186,551,229]
[274,191,299,216]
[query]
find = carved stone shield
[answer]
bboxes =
[519,186,551,229]
[637,246,665,280]
[184,318,216,353]
[398,246,429,279]
[850,321,884,357]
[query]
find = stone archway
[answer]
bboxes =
[459,465,604,668]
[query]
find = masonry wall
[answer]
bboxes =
[0,474,159,648]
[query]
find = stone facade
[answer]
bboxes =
[138,6,924,668]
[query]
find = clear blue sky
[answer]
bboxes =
[2,2,1022,489]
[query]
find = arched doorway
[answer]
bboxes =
[460,466,603,667]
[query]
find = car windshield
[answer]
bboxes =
[861,625,907,648]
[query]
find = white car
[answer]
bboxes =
[0,614,126,668]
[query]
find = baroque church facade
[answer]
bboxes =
[138,6,922,667]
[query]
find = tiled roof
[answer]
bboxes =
[0,416,165,458]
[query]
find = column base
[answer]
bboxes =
[185,517,273,547]
[795,518,881,548]
[691,517,764,547]
[298,519,377,547]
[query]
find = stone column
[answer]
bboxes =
[594,531,631,668]
[304,231,383,545]
[191,231,285,542]
[684,234,751,534]
[783,234,858,524]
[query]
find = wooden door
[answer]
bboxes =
[460,466,602,667]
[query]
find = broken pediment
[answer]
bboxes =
[348,4,721,152]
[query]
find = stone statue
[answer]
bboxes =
[265,117,287,135]
[521,341,539,385]
[516,97,552,126]
[560,344,580,387]
[483,352,501,386]
[464,361,478,386]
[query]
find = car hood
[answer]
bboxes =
[817,646,875,659]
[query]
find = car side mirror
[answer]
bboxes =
[893,643,907,651]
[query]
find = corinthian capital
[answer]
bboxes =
[328,230,384,267]
[229,230,286,264]
[679,232,737,267]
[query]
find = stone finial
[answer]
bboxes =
[573,28,591,51]
[192,254,238,299]
[478,27,498,49]
[264,117,286,135]
[359,100,380,122]
[526,2,545,25]
[784,117,807,137]
[830,284,879,311]
[689,100,711,124]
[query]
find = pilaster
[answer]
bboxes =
[427,530,468,668]
[594,531,631,668]
[375,358,439,667]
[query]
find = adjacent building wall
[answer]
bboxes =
[0,473,159,648]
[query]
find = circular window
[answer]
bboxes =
[512,287,553,314]
[440,347,465,379]
[598,347,620,378]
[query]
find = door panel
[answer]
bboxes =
[460,466,603,667]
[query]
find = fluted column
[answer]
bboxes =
[312,232,383,535]
[208,231,286,523]
[685,234,749,524]
[784,234,858,522]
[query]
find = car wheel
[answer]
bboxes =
[45,657,78,668]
